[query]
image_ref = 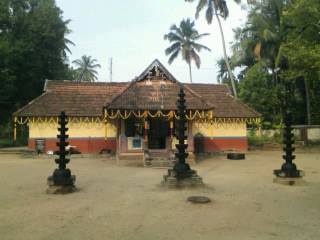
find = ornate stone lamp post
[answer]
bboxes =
[173,87,193,179]
[274,82,304,183]
[47,111,76,193]
[162,87,203,187]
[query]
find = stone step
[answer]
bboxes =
[147,151,170,158]
[118,153,143,161]
[144,157,175,168]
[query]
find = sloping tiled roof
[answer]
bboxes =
[14,80,260,118]
[185,83,260,118]
[106,80,213,110]
[14,80,129,117]
[14,60,260,118]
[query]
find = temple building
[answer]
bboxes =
[14,59,260,163]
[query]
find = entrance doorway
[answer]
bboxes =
[148,118,169,149]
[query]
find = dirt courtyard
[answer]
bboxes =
[0,149,319,240]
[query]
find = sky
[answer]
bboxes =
[56,0,248,83]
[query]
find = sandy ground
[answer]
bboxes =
[0,149,319,240]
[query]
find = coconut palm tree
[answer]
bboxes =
[185,0,245,97]
[164,18,211,83]
[216,57,234,85]
[72,55,101,82]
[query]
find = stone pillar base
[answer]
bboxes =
[274,167,304,178]
[273,175,306,186]
[47,175,77,194]
[161,169,204,188]
[46,185,77,194]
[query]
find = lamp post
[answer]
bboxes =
[47,111,76,190]
[161,86,203,187]
[273,57,303,179]
[274,82,303,178]
[173,87,193,179]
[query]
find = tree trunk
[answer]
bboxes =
[304,77,311,125]
[188,62,193,83]
[215,13,238,98]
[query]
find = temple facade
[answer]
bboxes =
[14,59,260,162]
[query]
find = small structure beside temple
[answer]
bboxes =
[13,59,260,166]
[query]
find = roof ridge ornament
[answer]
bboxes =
[135,59,177,82]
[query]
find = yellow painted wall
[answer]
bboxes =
[192,121,247,137]
[28,118,117,138]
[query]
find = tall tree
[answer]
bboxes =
[164,18,210,83]
[0,0,73,125]
[233,0,320,124]
[230,1,289,125]
[185,0,245,97]
[216,57,234,86]
[239,61,281,125]
[72,55,101,82]
[279,0,320,124]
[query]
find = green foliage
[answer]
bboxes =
[310,75,320,123]
[164,18,210,82]
[247,129,282,147]
[0,137,26,148]
[185,0,247,23]
[72,55,101,82]
[248,134,271,147]
[185,0,243,97]
[239,62,280,124]
[0,0,73,124]
[0,122,27,147]
[232,0,320,125]
[279,0,320,124]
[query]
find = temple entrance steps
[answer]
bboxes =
[144,157,175,168]
[116,151,195,167]
[143,149,175,168]
[116,152,144,165]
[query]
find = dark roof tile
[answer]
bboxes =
[14,80,260,118]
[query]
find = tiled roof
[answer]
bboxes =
[14,80,260,118]
[106,80,213,110]
[185,83,260,118]
[14,80,129,117]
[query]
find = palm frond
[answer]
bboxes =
[168,49,180,64]
[169,24,184,38]
[164,32,183,42]
[190,49,201,68]
[192,42,211,52]
[206,0,214,24]
[192,32,210,40]
[72,55,100,82]
[164,18,210,74]
[165,42,181,55]
[195,0,208,19]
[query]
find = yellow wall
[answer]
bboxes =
[28,118,117,138]
[27,118,247,139]
[192,121,246,137]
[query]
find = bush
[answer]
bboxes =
[0,121,28,148]
[248,129,283,147]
